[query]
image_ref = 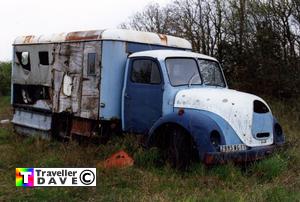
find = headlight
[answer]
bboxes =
[254,100,269,113]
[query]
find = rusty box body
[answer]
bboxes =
[11,29,191,138]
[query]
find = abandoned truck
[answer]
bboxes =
[11,29,285,167]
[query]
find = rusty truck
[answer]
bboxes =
[11,29,285,168]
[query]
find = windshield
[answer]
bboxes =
[166,58,201,86]
[165,58,226,87]
[198,59,226,87]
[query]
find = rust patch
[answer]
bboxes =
[70,117,94,137]
[66,30,102,42]
[23,35,35,44]
[158,34,168,45]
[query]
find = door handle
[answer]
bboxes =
[124,93,131,100]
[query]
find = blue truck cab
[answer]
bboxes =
[122,50,284,166]
[11,29,284,167]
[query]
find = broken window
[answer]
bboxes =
[87,53,96,75]
[131,59,161,84]
[39,51,49,65]
[13,84,50,105]
[16,52,31,71]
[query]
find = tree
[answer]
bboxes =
[121,0,300,98]
[0,62,11,96]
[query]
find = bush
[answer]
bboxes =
[0,62,11,96]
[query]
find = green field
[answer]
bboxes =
[0,96,299,201]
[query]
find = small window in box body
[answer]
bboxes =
[87,53,96,75]
[39,51,49,65]
[16,52,31,71]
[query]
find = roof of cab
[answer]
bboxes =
[13,29,192,49]
[129,50,218,61]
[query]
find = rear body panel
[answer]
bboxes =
[11,30,191,137]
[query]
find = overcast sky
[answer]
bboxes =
[0,0,170,61]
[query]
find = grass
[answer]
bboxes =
[0,95,299,201]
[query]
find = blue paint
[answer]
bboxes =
[123,58,164,133]
[147,109,228,159]
[100,41,128,120]
[102,41,187,121]
[252,112,274,139]
[127,42,189,54]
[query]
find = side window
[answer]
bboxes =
[131,59,161,84]
[16,52,31,71]
[87,53,96,75]
[39,51,49,65]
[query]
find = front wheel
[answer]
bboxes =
[159,125,197,170]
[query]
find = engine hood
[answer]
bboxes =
[174,88,274,147]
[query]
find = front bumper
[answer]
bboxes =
[203,144,282,165]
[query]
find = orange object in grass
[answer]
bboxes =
[102,150,134,169]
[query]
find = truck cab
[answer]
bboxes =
[122,50,285,167]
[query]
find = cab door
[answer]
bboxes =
[123,58,164,133]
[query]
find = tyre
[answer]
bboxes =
[158,125,197,170]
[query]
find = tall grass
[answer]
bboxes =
[0,97,299,201]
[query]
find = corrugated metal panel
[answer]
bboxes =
[51,41,101,120]
[13,29,192,49]
[12,109,52,131]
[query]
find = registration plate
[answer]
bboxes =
[219,144,247,153]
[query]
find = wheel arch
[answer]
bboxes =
[146,110,226,160]
[147,122,193,148]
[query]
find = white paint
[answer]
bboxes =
[62,74,72,97]
[129,50,217,61]
[13,29,192,49]
[174,88,274,147]
[102,29,191,49]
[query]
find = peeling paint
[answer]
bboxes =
[174,88,274,147]
[66,30,103,41]
[12,29,193,138]
[13,29,192,50]
[158,34,168,45]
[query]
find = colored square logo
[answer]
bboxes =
[16,168,34,187]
